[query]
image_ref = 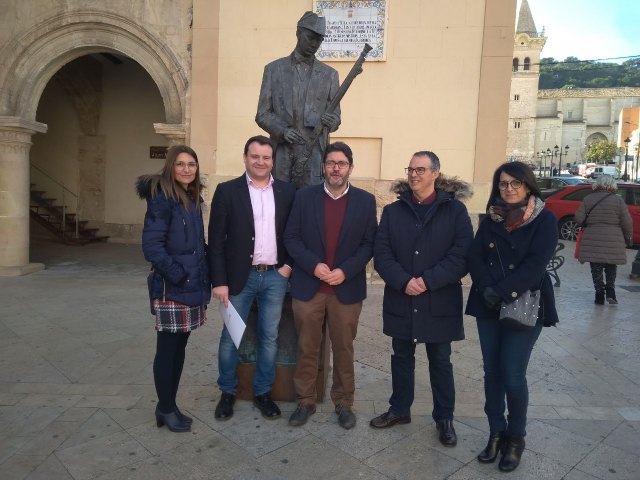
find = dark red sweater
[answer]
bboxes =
[319,193,348,294]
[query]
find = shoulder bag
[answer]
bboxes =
[495,242,541,330]
[574,192,613,259]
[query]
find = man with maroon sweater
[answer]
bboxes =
[284,142,378,429]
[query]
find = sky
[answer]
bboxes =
[517,0,640,63]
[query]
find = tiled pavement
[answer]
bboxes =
[1,237,639,479]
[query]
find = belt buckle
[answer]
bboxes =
[255,264,267,272]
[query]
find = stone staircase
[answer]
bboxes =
[30,185,109,244]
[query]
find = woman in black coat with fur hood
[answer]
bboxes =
[465,161,558,472]
[136,145,210,433]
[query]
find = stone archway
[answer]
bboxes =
[0,11,189,274]
[586,132,608,145]
[0,11,188,125]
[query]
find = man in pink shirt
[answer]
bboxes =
[208,135,296,421]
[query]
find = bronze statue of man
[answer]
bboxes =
[256,11,341,187]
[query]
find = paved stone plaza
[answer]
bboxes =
[1,237,639,479]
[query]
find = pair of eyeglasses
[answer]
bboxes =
[498,180,523,190]
[175,162,198,170]
[405,167,435,175]
[325,160,350,169]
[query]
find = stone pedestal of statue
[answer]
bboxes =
[235,294,330,402]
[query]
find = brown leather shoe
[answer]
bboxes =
[369,411,411,429]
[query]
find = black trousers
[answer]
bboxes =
[589,263,617,295]
[153,331,190,413]
[389,337,455,421]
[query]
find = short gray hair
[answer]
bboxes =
[593,174,617,191]
[412,151,440,171]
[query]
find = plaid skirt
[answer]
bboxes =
[153,299,207,333]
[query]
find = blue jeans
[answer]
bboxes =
[217,269,288,396]
[476,317,543,437]
[389,338,455,422]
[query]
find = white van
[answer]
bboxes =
[591,165,620,179]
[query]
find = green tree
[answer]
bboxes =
[539,56,640,89]
[584,141,617,162]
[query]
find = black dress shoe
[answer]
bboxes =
[289,403,316,426]
[336,405,356,429]
[155,407,191,432]
[253,392,281,419]
[477,431,506,463]
[436,419,457,446]
[369,411,411,429]
[214,393,236,421]
[175,406,192,425]
[499,435,525,472]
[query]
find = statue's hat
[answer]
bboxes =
[297,11,326,36]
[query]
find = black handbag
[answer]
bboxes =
[495,242,541,330]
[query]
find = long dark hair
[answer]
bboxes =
[151,145,203,210]
[486,161,541,212]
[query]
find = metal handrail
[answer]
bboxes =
[30,163,79,239]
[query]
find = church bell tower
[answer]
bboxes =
[506,0,546,163]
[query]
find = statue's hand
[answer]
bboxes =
[284,128,306,144]
[321,113,340,131]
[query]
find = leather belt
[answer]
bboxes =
[251,264,277,272]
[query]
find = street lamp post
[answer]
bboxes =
[553,144,570,174]
[624,137,631,181]
[543,148,552,176]
[623,121,639,181]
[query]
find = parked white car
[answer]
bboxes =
[590,165,621,179]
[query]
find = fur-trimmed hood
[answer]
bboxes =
[390,174,473,202]
[136,174,205,209]
[136,174,161,200]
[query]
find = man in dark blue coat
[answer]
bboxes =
[370,151,473,447]
[284,142,377,429]
[208,135,296,421]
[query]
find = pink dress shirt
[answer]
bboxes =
[246,174,278,265]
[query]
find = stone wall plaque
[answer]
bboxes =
[314,0,387,61]
[150,146,168,159]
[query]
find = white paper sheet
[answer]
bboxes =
[218,301,246,349]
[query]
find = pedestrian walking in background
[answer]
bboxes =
[465,161,558,472]
[575,175,632,305]
[137,145,210,433]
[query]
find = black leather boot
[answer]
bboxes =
[498,435,525,472]
[155,406,191,432]
[477,431,506,463]
[605,287,617,305]
[594,292,604,305]
[175,406,193,425]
